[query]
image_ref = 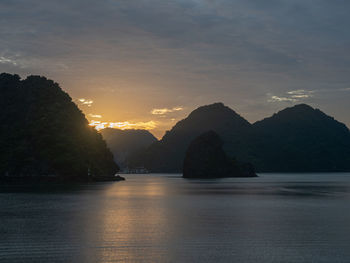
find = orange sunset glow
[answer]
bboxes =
[89,120,157,131]
[78,95,183,138]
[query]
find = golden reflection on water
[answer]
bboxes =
[104,179,166,198]
[98,178,169,262]
[2,174,350,262]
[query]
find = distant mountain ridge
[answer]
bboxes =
[101,128,157,169]
[129,102,350,172]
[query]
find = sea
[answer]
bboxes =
[1,173,350,263]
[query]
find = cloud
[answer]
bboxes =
[290,94,309,98]
[286,89,313,98]
[89,120,157,131]
[287,90,307,95]
[269,89,313,103]
[269,96,297,103]
[77,98,93,107]
[0,56,18,66]
[88,114,102,118]
[151,106,183,115]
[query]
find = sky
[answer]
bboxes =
[1,0,350,138]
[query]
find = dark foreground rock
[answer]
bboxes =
[183,131,257,178]
[0,73,119,181]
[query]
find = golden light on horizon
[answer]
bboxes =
[89,120,157,131]
[151,106,183,115]
[89,114,102,118]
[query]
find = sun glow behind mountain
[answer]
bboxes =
[89,120,157,131]
[83,104,183,137]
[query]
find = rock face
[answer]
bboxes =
[101,128,157,169]
[183,131,256,178]
[0,73,119,181]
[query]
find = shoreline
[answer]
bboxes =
[0,175,125,184]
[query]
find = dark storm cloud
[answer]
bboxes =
[1,0,350,131]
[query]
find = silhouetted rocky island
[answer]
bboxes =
[130,102,251,172]
[0,73,123,182]
[183,131,256,178]
[130,102,350,173]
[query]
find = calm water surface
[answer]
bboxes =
[1,173,350,263]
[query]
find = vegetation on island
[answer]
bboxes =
[0,73,120,181]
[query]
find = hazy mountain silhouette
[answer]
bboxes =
[0,73,119,181]
[101,128,157,169]
[130,103,350,173]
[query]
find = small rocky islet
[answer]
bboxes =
[183,131,257,178]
